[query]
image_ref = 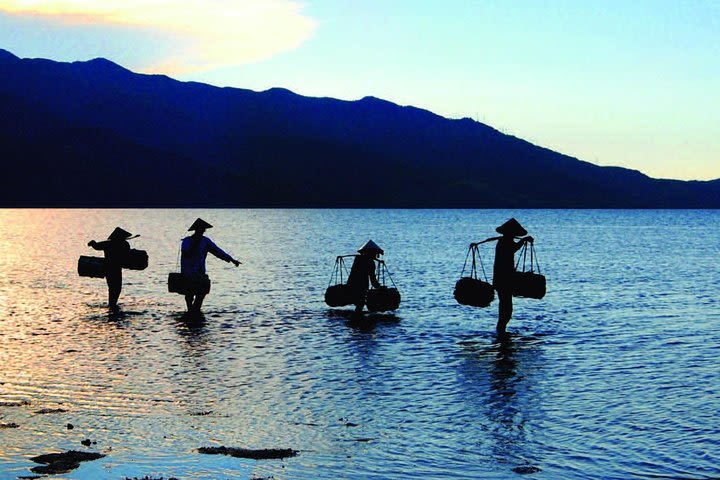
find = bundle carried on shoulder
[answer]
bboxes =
[366,261,401,312]
[454,243,494,308]
[78,248,148,278]
[123,249,149,270]
[78,256,107,278]
[513,242,546,299]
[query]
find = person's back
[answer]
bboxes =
[493,236,518,288]
[181,235,218,274]
[87,226,134,309]
[178,218,241,313]
[347,254,376,290]
[347,240,384,313]
[484,218,533,335]
[103,239,130,269]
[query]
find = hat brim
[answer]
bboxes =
[495,218,527,237]
[188,218,213,231]
[495,226,527,236]
[358,248,384,255]
[108,227,132,240]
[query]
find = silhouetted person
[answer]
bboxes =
[181,218,241,312]
[87,227,132,309]
[475,219,533,335]
[347,240,382,313]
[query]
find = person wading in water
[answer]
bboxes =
[474,219,533,335]
[87,227,133,310]
[347,240,382,314]
[181,218,241,313]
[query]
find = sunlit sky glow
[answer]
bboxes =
[1,0,718,180]
[0,0,316,72]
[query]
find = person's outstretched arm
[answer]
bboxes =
[87,240,109,251]
[513,236,534,251]
[471,236,501,247]
[207,238,241,266]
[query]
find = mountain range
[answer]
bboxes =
[1,48,718,207]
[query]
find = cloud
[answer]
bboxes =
[0,0,317,73]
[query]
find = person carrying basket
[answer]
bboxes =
[347,240,383,314]
[474,218,533,335]
[180,218,241,313]
[87,227,134,310]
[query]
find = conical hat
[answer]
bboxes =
[188,218,213,231]
[108,227,132,240]
[495,218,527,236]
[358,239,384,255]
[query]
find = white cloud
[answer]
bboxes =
[0,0,317,73]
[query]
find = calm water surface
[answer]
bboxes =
[0,209,718,479]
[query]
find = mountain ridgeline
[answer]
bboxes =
[1,48,718,207]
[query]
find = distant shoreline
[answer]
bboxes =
[2,49,719,209]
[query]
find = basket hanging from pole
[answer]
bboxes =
[366,260,401,312]
[324,255,356,307]
[453,243,495,308]
[512,242,546,299]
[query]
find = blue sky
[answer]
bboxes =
[1,0,718,180]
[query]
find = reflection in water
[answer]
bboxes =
[172,312,216,416]
[174,311,208,338]
[488,336,534,472]
[458,334,545,474]
[326,308,401,333]
[85,305,148,327]
[173,311,210,357]
[85,310,130,328]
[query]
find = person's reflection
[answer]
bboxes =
[173,311,210,358]
[327,308,400,332]
[487,336,525,465]
[459,334,543,474]
[172,312,215,415]
[84,306,131,327]
[347,312,400,332]
[332,311,401,413]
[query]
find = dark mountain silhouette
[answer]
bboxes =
[0,48,718,207]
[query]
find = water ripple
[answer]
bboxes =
[0,209,718,479]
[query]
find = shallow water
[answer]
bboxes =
[0,209,719,479]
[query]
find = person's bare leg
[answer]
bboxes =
[496,290,513,334]
[192,293,206,312]
[185,295,194,311]
[107,270,122,309]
